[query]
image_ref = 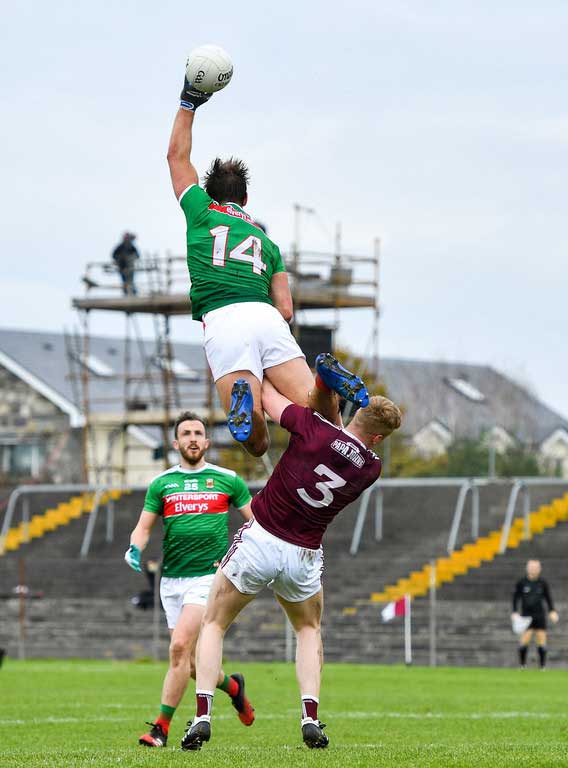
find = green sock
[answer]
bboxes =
[158,703,176,724]
[217,674,239,696]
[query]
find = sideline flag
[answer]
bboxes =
[381,595,412,665]
[381,597,406,623]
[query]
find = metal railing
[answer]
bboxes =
[0,484,146,558]
[349,477,489,556]
[349,476,568,558]
[498,478,568,553]
[82,254,187,296]
[5,477,568,562]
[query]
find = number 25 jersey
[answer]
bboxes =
[252,405,382,549]
[179,184,286,320]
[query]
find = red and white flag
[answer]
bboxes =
[381,595,412,664]
[381,597,406,623]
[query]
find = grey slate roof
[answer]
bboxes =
[0,328,566,447]
[377,358,568,446]
[0,328,210,418]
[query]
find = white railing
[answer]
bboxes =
[498,478,568,553]
[349,476,568,557]
[0,484,146,558]
[4,477,568,561]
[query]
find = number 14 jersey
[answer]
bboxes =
[179,184,286,320]
[252,405,382,549]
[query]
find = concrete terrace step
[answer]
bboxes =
[2,483,568,664]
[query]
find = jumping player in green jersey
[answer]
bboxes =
[124,411,254,747]
[167,70,369,457]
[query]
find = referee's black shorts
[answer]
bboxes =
[524,613,546,630]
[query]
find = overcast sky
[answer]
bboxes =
[2,1,567,416]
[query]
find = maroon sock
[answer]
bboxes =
[301,696,319,721]
[196,691,214,718]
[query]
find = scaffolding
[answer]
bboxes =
[71,235,380,483]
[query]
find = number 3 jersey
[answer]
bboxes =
[179,184,287,320]
[252,405,382,549]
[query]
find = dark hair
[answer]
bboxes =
[204,157,250,206]
[174,411,207,439]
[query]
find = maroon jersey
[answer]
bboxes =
[252,405,381,548]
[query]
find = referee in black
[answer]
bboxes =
[512,559,559,669]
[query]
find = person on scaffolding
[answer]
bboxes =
[112,232,140,295]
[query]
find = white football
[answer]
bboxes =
[185,45,233,94]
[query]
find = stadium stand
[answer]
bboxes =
[0,485,567,666]
[368,492,568,602]
[0,490,128,553]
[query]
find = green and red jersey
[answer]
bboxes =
[179,184,287,320]
[143,462,251,577]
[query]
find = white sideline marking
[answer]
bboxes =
[0,711,564,726]
[49,702,568,721]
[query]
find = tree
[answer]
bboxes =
[496,447,540,477]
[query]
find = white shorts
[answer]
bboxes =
[203,301,304,382]
[220,519,324,603]
[160,574,215,629]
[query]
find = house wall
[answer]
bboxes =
[87,425,166,486]
[0,366,81,483]
[412,422,453,458]
[539,433,568,478]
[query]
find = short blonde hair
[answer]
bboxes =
[352,396,402,438]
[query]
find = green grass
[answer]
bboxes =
[1,660,568,767]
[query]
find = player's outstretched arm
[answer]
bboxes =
[262,378,293,425]
[167,108,199,199]
[263,374,341,427]
[167,70,213,199]
[308,385,342,426]
[124,510,158,572]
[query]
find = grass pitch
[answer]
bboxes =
[1,660,567,767]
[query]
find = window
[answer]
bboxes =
[78,354,114,377]
[446,377,485,403]
[154,357,199,381]
[1,443,46,477]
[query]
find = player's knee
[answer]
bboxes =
[169,639,189,666]
[200,611,225,636]
[296,620,321,636]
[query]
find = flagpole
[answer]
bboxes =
[429,559,437,667]
[404,594,412,665]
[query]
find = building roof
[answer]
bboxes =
[0,328,566,447]
[378,357,568,446]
